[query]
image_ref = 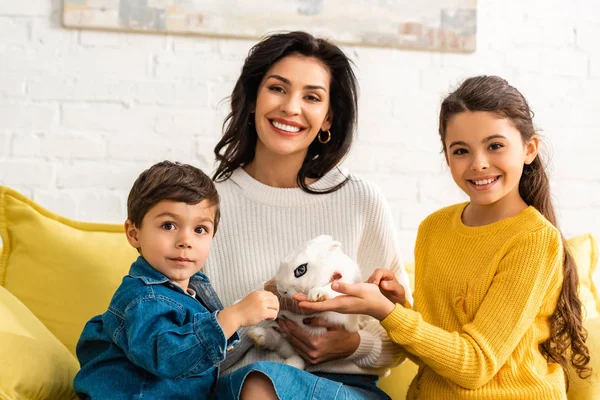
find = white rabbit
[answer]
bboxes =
[248,235,361,370]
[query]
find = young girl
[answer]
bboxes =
[202,31,411,400]
[296,75,591,399]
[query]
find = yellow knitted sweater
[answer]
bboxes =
[381,203,566,399]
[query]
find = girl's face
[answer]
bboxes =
[444,111,538,209]
[253,54,332,160]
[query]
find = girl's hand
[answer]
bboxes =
[293,282,396,321]
[367,268,407,306]
[276,317,360,364]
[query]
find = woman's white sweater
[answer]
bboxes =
[204,167,412,377]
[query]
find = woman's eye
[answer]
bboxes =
[452,148,467,155]
[268,85,285,93]
[195,226,208,234]
[305,94,321,102]
[489,143,503,150]
[162,222,175,230]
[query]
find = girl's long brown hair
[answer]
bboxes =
[438,75,591,387]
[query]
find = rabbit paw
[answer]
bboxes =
[308,287,329,302]
[284,354,306,370]
[248,327,268,348]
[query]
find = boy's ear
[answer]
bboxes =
[124,219,141,249]
[524,135,540,165]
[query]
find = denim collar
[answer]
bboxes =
[129,256,210,286]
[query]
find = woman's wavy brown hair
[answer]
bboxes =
[438,75,591,387]
[213,31,358,194]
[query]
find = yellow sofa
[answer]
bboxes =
[1,186,599,400]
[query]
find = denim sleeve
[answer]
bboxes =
[120,296,229,380]
[219,319,269,372]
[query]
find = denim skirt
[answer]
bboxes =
[216,361,391,400]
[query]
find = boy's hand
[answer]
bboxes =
[218,291,279,339]
[367,268,406,306]
[235,290,280,326]
[294,282,395,321]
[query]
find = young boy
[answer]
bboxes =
[73,161,279,399]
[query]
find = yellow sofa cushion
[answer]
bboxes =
[0,186,138,355]
[0,285,79,400]
[567,316,600,400]
[568,233,599,318]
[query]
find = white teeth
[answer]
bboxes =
[272,120,301,133]
[473,177,497,185]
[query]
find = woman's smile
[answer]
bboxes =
[269,118,306,137]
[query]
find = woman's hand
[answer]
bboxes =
[367,268,407,306]
[276,317,360,364]
[293,281,396,321]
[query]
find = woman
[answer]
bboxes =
[202,31,411,400]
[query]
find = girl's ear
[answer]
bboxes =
[124,220,141,249]
[321,110,333,132]
[524,135,540,165]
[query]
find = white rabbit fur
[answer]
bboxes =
[248,235,361,370]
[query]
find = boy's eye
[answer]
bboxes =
[162,222,175,230]
[452,148,468,155]
[195,226,208,234]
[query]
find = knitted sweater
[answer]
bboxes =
[204,167,412,376]
[381,203,566,399]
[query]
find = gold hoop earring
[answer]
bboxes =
[318,130,331,144]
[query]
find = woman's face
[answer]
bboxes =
[253,54,332,160]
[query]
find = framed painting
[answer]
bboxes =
[62,0,477,53]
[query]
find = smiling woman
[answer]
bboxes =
[213,31,358,194]
[252,54,332,164]
[202,31,412,400]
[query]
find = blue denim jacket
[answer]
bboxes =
[74,256,239,400]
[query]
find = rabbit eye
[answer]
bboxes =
[294,263,307,278]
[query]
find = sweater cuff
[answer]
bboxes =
[347,329,379,362]
[380,303,411,336]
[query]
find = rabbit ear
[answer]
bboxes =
[309,235,341,251]
[329,240,341,251]
[310,235,333,245]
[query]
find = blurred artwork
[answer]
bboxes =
[62,0,477,52]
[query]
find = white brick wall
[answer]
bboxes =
[1,1,599,268]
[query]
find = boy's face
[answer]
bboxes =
[125,200,216,291]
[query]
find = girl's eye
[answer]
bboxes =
[162,222,175,230]
[195,226,208,234]
[489,143,503,150]
[452,148,468,155]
